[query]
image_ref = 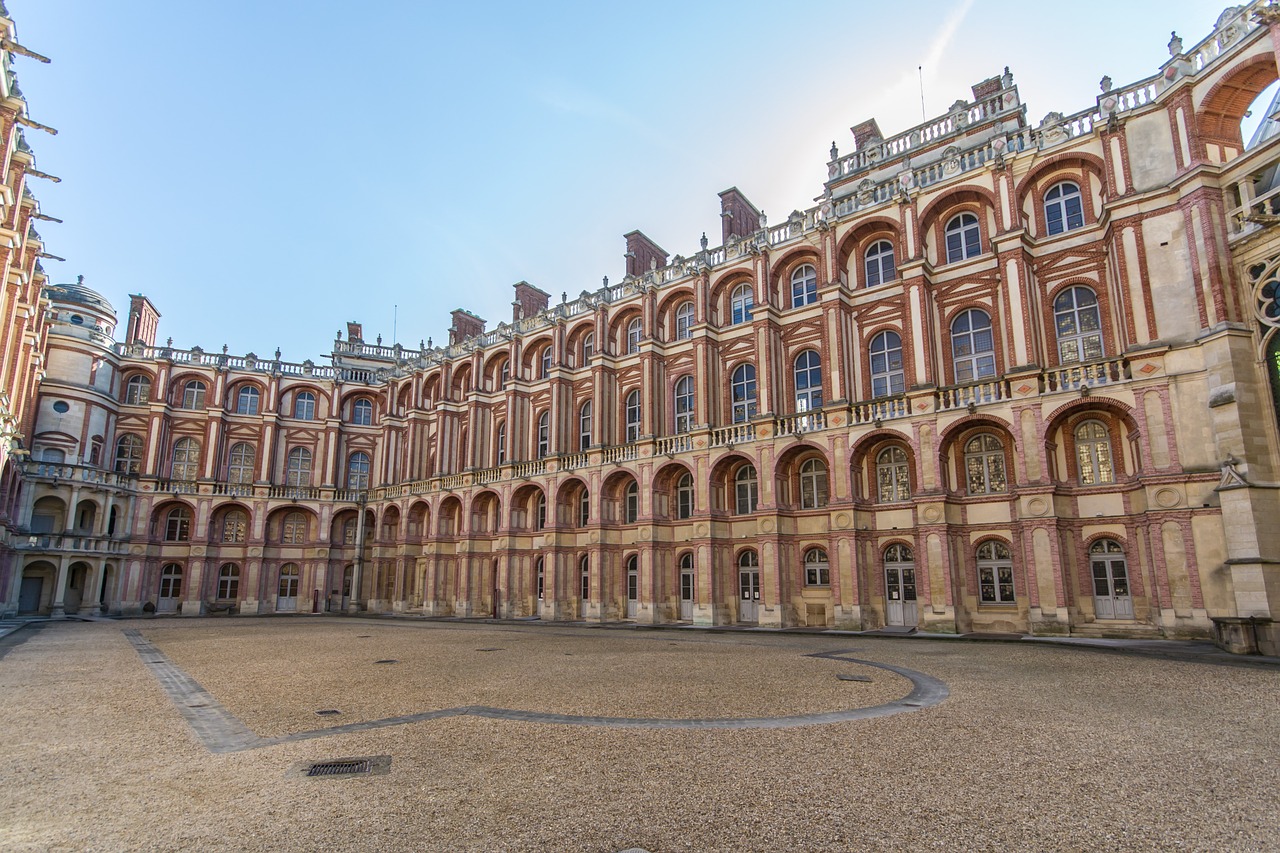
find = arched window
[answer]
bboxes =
[534,492,547,530]
[865,239,896,287]
[876,447,911,503]
[626,317,642,354]
[536,556,545,600]
[235,385,259,415]
[794,350,823,412]
[790,264,817,308]
[964,434,1007,495]
[181,380,206,410]
[496,421,507,465]
[804,547,830,586]
[124,374,151,405]
[499,360,510,389]
[624,480,639,523]
[578,401,592,451]
[278,563,300,601]
[171,437,201,481]
[730,283,754,325]
[351,398,373,425]
[623,390,642,443]
[870,331,905,397]
[164,506,192,541]
[944,212,981,263]
[536,411,550,458]
[114,433,143,474]
[1044,181,1084,235]
[579,554,590,600]
[675,301,695,340]
[226,442,255,484]
[221,509,247,543]
[347,452,371,490]
[676,472,694,519]
[217,563,240,600]
[674,376,695,433]
[799,458,829,509]
[1074,420,1115,485]
[739,550,759,569]
[1054,286,1103,364]
[581,332,595,365]
[293,391,316,420]
[976,541,1014,603]
[735,465,758,514]
[286,447,313,487]
[578,488,590,527]
[951,309,996,383]
[731,364,757,423]
[282,511,307,544]
[159,564,182,602]
[540,345,553,378]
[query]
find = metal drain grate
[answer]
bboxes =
[374,659,399,664]
[307,759,370,777]
[315,709,341,716]
[475,648,505,652]
[837,674,872,683]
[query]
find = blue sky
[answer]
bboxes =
[13,1,1240,360]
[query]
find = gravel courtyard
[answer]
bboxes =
[1,618,1276,852]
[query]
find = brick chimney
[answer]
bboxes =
[448,309,486,345]
[623,230,668,278]
[346,321,364,343]
[971,74,1002,101]
[125,294,160,347]
[850,119,884,151]
[512,281,550,322]
[718,187,762,244]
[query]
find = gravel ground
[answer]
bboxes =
[1,617,1277,852]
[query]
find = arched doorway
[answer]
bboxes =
[18,561,54,614]
[883,544,917,627]
[738,550,760,624]
[1090,539,1132,619]
[625,554,639,618]
[158,563,183,613]
[277,563,300,612]
[678,552,694,621]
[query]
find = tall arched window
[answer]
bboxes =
[624,390,641,442]
[676,472,694,519]
[536,556,545,600]
[235,385,259,415]
[865,239,896,287]
[675,301,695,340]
[164,506,192,541]
[731,364,757,422]
[870,331,905,397]
[226,442,255,483]
[794,350,823,412]
[964,434,1007,495]
[496,421,506,465]
[217,563,240,599]
[578,488,590,527]
[624,480,639,523]
[579,554,590,600]
[124,374,151,405]
[581,332,594,365]
[804,547,830,586]
[293,391,316,420]
[221,509,247,543]
[977,541,1015,603]
[730,283,754,325]
[171,437,201,481]
[799,458,829,509]
[347,452,371,490]
[626,317,642,354]
[790,264,817,308]
[944,212,981,262]
[540,345,553,378]
[499,360,510,389]
[114,433,143,474]
[951,309,996,383]
[351,398,373,425]
[876,446,911,503]
[1054,286,1103,364]
[286,447,313,487]
[536,411,550,458]
[735,465,758,514]
[282,511,308,544]
[1074,420,1115,485]
[534,492,547,530]
[181,380,206,410]
[578,401,592,451]
[1044,181,1084,235]
[674,376,695,433]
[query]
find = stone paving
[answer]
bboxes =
[2,617,1278,852]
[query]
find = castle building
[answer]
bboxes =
[5,4,1280,654]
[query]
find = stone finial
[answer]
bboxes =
[166,337,173,347]
[427,336,433,348]
[1001,66,1013,89]
[275,347,282,360]
[561,291,567,303]
[602,275,609,287]
[700,232,709,251]
[758,210,767,229]
[1100,75,1113,93]
[830,141,838,161]
[76,274,84,285]
[222,344,229,354]
[376,335,382,345]
[1168,31,1183,56]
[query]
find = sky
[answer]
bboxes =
[10,0,1250,361]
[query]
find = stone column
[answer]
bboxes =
[50,553,70,617]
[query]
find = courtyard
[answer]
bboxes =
[0,618,1277,851]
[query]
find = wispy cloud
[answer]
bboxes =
[532,78,676,151]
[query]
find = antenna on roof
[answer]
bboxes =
[393,304,398,346]
[918,66,926,121]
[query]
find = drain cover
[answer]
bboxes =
[374,659,399,664]
[290,755,391,779]
[837,674,872,683]
[315,709,341,717]
[476,648,505,652]
[308,759,370,777]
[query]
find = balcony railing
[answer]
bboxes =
[10,533,127,555]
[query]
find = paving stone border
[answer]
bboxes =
[125,630,949,754]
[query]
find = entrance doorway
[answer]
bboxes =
[738,550,760,623]
[277,563,300,612]
[883,543,917,627]
[1090,539,1133,619]
[579,554,590,618]
[678,552,694,621]
[341,564,353,609]
[625,555,638,618]
[19,576,42,614]
[158,563,182,613]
